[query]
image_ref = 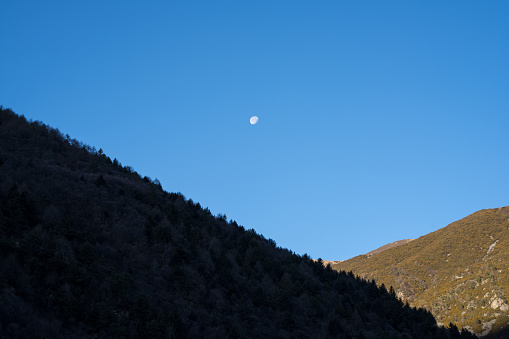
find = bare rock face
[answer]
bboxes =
[481,319,497,337]
[491,297,504,310]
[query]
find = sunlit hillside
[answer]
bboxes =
[333,207,509,337]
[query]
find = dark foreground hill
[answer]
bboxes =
[0,107,474,338]
[333,208,509,338]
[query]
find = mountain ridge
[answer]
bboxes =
[365,239,415,258]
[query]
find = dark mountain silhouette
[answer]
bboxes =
[333,208,509,338]
[0,107,474,338]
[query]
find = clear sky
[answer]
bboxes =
[1,1,508,260]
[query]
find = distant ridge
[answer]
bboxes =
[366,239,414,257]
[314,259,343,266]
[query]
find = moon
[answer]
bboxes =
[250,116,259,125]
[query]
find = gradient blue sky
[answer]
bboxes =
[1,1,508,260]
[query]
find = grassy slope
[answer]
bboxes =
[332,207,509,336]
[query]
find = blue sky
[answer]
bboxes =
[1,1,508,260]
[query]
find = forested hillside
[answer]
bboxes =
[333,208,509,337]
[0,107,473,338]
